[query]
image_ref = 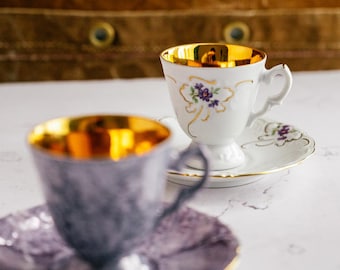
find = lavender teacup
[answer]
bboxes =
[28,114,209,269]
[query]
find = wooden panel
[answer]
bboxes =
[0,8,339,81]
[1,0,340,10]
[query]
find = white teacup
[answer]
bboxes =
[160,43,292,170]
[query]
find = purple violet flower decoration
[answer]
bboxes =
[277,125,290,140]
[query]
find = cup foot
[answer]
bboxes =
[185,142,245,171]
[102,253,157,270]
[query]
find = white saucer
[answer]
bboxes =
[163,118,315,188]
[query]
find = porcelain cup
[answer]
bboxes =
[160,43,292,170]
[28,114,210,269]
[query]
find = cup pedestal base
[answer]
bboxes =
[186,141,245,171]
[103,253,156,270]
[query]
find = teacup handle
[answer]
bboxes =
[155,143,210,225]
[247,64,292,126]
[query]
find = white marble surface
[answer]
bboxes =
[0,70,339,270]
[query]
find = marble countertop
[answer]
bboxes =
[0,70,339,270]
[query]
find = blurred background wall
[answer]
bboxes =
[0,0,339,81]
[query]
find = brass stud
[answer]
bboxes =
[89,22,115,49]
[223,21,250,44]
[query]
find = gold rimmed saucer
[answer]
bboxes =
[165,118,315,188]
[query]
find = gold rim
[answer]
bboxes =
[224,250,240,270]
[160,43,266,68]
[168,123,316,180]
[168,145,315,179]
[28,114,171,160]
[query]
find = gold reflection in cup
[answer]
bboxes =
[161,43,265,68]
[28,115,170,160]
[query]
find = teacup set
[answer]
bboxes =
[27,43,294,269]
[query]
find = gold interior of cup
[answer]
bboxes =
[28,115,170,160]
[161,43,265,67]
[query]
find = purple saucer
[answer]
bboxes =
[0,205,239,270]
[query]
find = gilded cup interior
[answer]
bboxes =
[161,43,265,68]
[28,115,170,160]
